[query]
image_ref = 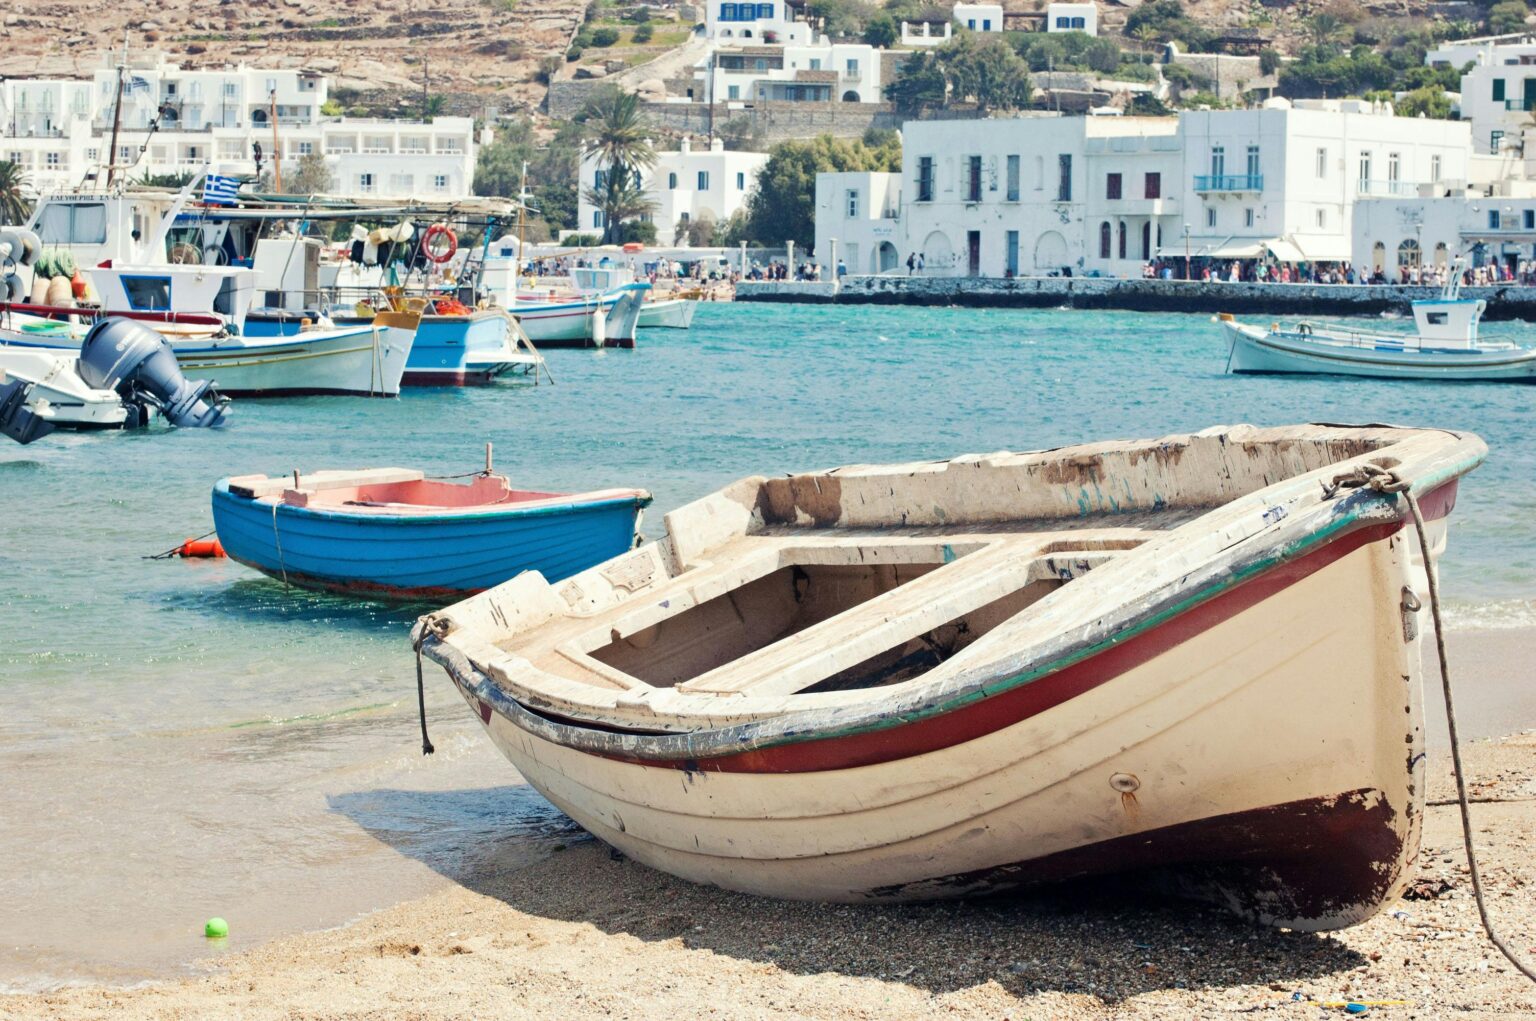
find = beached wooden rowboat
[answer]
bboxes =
[417,424,1485,929]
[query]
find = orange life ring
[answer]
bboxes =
[422,224,457,264]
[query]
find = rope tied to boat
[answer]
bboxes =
[412,614,451,756]
[1331,462,1536,985]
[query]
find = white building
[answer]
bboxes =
[816,99,1474,278]
[1047,2,1098,35]
[1353,178,1536,278]
[815,170,903,273]
[899,20,953,47]
[0,55,478,199]
[579,138,768,245]
[697,0,883,105]
[953,3,1005,32]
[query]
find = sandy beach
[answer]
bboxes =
[6,627,1536,1021]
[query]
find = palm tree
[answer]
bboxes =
[1308,12,1344,48]
[580,88,657,244]
[0,161,32,227]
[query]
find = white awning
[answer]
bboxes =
[1154,236,1264,259]
[1289,235,1353,262]
[1263,239,1306,263]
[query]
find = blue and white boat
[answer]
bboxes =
[1218,271,1536,382]
[212,465,652,600]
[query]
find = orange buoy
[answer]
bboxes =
[176,537,226,558]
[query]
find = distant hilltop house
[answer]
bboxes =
[1046,2,1097,35]
[1428,32,1536,155]
[0,52,479,199]
[578,137,768,245]
[698,0,884,104]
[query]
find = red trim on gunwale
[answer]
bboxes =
[514,480,1459,775]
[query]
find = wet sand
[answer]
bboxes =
[5,631,1536,1020]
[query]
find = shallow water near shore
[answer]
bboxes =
[3,302,1536,991]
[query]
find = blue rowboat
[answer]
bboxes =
[212,467,651,600]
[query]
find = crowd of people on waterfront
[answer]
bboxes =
[1139,257,1536,287]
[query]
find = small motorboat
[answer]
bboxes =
[637,297,698,330]
[1218,269,1536,382]
[212,457,652,600]
[417,424,1485,930]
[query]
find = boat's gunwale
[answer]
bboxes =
[1229,319,1536,367]
[422,430,1484,766]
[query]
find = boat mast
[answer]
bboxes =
[104,37,127,190]
[269,89,283,193]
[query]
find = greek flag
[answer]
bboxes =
[127,75,151,94]
[202,173,239,206]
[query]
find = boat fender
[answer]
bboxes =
[4,273,22,302]
[176,537,226,558]
[423,224,457,264]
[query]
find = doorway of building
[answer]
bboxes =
[967,230,981,276]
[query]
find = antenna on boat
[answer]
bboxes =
[293,468,301,489]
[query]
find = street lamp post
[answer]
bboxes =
[1182,223,1191,280]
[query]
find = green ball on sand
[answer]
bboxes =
[204,917,229,939]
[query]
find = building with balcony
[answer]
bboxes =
[899,17,952,47]
[0,54,478,200]
[696,0,884,105]
[1434,37,1536,155]
[579,137,768,245]
[813,98,1474,278]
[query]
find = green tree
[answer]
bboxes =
[421,94,448,119]
[591,26,621,46]
[1308,13,1345,48]
[864,12,897,47]
[633,21,653,42]
[943,33,1033,112]
[886,50,948,111]
[742,134,901,248]
[473,117,583,230]
[1396,85,1453,118]
[286,151,335,194]
[0,161,30,225]
[135,171,196,189]
[1489,0,1529,34]
[580,88,658,243]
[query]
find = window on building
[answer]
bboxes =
[983,18,992,28]
[1245,144,1259,179]
[1388,152,1400,183]
[1117,221,1126,259]
[809,58,821,70]
[1099,221,1111,259]
[1317,208,1326,228]
[1398,238,1420,267]
[44,152,60,167]
[297,141,313,155]
[164,82,177,97]
[967,18,976,28]
[755,58,767,71]
[358,172,375,193]
[1055,17,1069,27]
[224,82,237,98]
[434,174,448,191]
[85,148,98,162]
[594,210,606,228]
[846,189,859,217]
[728,85,740,99]
[1070,16,1085,27]
[1210,145,1225,178]
[1106,172,1121,200]
[965,154,981,201]
[1358,152,1372,185]
[1005,229,1019,275]
[757,3,772,16]
[668,171,678,189]
[697,170,710,190]
[389,173,413,192]
[1206,206,1216,228]
[846,58,859,74]
[1006,154,1019,201]
[1494,78,1507,102]
[594,169,607,189]
[1316,147,1327,178]
[1144,171,1160,199]
[1244,208,1254,227]
[1493,130,1506,151]
[1057,153,1072,201]
[119,145,132,162]
[1490,209,1501,230]
[917,156,934,202]
[736,171,745,189]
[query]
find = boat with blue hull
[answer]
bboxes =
[1218,269,1536,382]
[212,466,651,600]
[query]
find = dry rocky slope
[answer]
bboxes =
[0,0,580,111]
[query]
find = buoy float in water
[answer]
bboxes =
[175,537,226,558]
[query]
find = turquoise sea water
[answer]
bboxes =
[3,302,1535,989]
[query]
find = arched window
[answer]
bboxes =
[1117,221,1126,259]
[1372,241,1386,272]
[1099,221,1111,259]
[1141,221,1151,260]
[842,90,860,102]
[1397,238,1421,267]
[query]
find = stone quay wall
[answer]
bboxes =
[735,275,1536,321]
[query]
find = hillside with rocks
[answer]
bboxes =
[0,0,585,111]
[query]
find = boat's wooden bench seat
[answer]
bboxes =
[227,468,423,500]
[509,513,1197,699]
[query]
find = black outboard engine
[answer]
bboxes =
[0,378,56,445]
[78,318,228,428]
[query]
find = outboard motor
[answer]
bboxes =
[78,318,228,428]
[0,378,56,445]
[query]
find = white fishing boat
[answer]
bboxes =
[0,265,418,397]
[0,347,142,429]
[1218,271,1536,382]
[418,424,1485,931]
[637,296,697,330]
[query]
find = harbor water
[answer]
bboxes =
[4,301,1536,991]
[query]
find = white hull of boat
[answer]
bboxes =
[514,287,648,348]
[637,298,697,329]
[1221,319,1536,382]
[1,318,413,397]
[0,348,134,428]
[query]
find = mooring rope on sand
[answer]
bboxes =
[1332,462,1536,985]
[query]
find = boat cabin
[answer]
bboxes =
[1410,298,1485,349]
[83,264,257,332]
